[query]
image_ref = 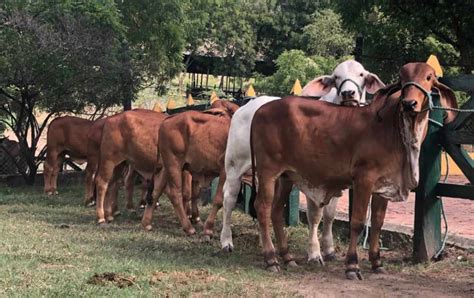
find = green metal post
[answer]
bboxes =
[285,187,300,226]
[413,93,443,262]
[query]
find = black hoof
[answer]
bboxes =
[265,262,281,273]
[323,252,337,262]
[308,256,325,266]
[373,266,387,274]
[345,269,363,280]
[223,245,233,253]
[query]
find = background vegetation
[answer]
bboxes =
[1,0,473,183]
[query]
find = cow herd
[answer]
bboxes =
[43,60,458,280]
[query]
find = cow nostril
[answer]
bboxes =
[402,99,417,111]
[341,90,356,98]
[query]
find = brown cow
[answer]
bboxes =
[44,116,92,195]
[250,63,457,278]
[95,109,167,224]
[141,100,239,236]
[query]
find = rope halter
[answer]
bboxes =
[336,78,363,106]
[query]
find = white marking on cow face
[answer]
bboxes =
[332,60,369,105]
[309,60,384,105]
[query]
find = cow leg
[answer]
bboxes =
[219,177,242,251]
[104,164,125,222]
[306,198,324,266]
[142,169,166,231]
[345,177,374,280]
[182,170,193,219]
[43,150,56,194]
[95,160,117,224]
[123,167,136,211]
[139,176,148,208]
[369,195,388,273]
[203,170,226,238]
[84,157,97,206]
[321,196,339,261]
[189,179,201,224]
[255,174,279,272]
[49,154,64,195]
[272,177,296,266]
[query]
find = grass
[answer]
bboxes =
[0,184,472,296]
[0,185,301,296]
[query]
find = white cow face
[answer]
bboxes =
[301,60,385,106]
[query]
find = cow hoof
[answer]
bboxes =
[54,191,59,195]
[106,216,114,222]
[143,224,153,231]
[286,260,298,268]
[47,191,54,196]
[323,252,337,262]
[139,204,146,210]
[85,201,96,208]
[97,220,107,228]
[185,228,196,236]
[113,210,121,217]
[191,217,201,224]
[202,234,212,242]
[265,263,281,273]
[345,269,363,280]
[373,266,387,274]
[308,256,325,267]
[222,245,233,253]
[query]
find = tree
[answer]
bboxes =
[116,0,187,95]
[336,1,474,80]
[255,50,348,96]
[302,9,354,57]
[0,0,128,184]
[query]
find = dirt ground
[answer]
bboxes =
[283,247,473,297]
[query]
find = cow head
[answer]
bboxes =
[210,100,239,117]
[398,62,458,123]
[301,60,385,106]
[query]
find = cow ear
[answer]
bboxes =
[301,75,335,97]
[434,80,458,123]
[365,73,385,94]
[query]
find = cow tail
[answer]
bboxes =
[249,123,258,219]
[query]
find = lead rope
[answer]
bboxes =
[434,151,449,260]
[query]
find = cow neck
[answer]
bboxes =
[368,94,429,201]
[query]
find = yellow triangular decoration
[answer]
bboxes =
[210,91,219,104]
[426,55,443,77]
[187,94,194,106]
[153,102,163,112]
[166,98,176,109]
[290,79,303,95]
[246,84,256,97]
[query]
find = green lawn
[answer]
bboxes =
[0,184,472,296]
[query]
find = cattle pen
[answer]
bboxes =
[168,73,474,263]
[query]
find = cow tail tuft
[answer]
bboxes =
[249,122,257,219]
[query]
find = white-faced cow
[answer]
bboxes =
[249,63,457,279]
[220,60,384,266]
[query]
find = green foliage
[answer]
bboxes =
[336,1,474,80]
[0,0,129,183]
[116,0,187,94]
[302,9,354,57]
[255,50,350,96]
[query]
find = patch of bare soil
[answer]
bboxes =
[281,247,473,297]
[150,269,226,285]
[87,272,137,288]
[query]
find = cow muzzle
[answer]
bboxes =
[401,99,417,112]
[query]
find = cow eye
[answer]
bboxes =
[360,73,363,77]
[427,75,432,81]
[334,76,339,80]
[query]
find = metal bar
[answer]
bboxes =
[413,94,443,262]
[435,183,474,200]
